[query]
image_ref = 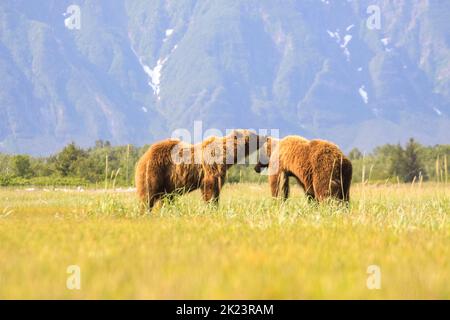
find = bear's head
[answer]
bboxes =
[225,129,264,165]
[254,136,278,173]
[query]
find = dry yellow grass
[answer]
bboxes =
[0,183,448,299]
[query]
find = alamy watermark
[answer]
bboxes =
[66,265,81,290]
[64,5,81,30]
[169,121,279,173]
[366,5,381,30]
[366,265,381,290]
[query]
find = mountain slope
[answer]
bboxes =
[0,0,449,155]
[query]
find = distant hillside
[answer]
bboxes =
[0,0,449,155]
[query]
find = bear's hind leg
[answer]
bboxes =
[269,171,289,200]
[342,159,352,202]
[147,192,162,211]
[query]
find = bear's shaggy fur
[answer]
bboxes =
[136,130,261,211]
[255,136,352,202]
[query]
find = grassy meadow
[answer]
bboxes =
[0,182,449,299]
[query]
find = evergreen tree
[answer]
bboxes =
[403,138,427,182]
[388,143,406,180]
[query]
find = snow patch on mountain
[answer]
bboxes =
[381,37,390,46]
[341,34,352,60]
[163,29,174,42]
[327,30,340,41]
[359,85,369,104]
[327,29,353,61]
[381,37,393,52]
[342,35,352,48]
[131,28,179,100]
[142,57,168,99]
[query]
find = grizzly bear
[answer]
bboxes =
[255,136,352,202]
[135,130,262,211]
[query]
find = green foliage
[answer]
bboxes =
[226,165,264,184]
[0,176,88,187]
[0,175,12,186]
[11,155,32,178]
[352,139,447,183]
[348,148,363,160]
[388,144,407,179]
[54,142,86,177]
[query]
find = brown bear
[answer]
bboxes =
[135,129,262,211]
[255,136,352,202]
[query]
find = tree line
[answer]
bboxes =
[0,138,448,187]
[348,138,449,183]
[0,140,145,187]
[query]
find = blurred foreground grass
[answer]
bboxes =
[0,183,448,299]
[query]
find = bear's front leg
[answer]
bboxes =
[202,175,221,204]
